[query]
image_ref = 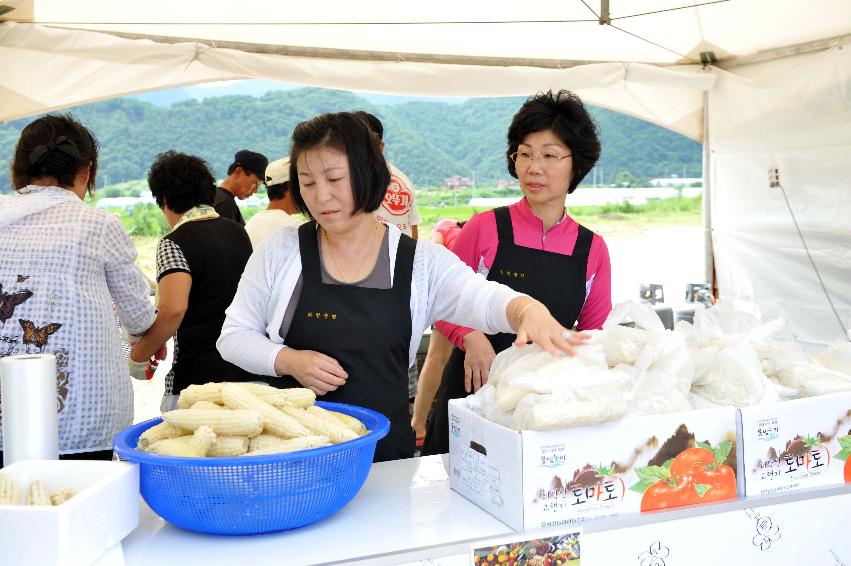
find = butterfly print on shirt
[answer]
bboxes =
[0,283,34,324]
[19,319,62,353]
[16,275,30,283]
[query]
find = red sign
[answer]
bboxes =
[382,177,412,217]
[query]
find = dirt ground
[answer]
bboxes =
[132,225,705,423]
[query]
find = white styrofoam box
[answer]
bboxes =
[448,399,742,532]
[740,391,851,496]
[0,460,139,566]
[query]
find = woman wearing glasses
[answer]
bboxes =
[217,112,588,462]
[422,90,612,455]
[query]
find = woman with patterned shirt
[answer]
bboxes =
[0,114,156,461]
[129,151,267,411]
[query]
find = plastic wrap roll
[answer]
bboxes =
[1,354,59,466]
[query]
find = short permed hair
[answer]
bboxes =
[12,114,99,194]
[289,112,390,219]
[507,90,601,194]
[147,150,216,214]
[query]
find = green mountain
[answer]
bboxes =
[0,87,701,192]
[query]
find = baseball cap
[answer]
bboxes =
[233,149,268,181]
[265,157,291,186]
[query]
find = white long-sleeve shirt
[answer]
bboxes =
[217,223,523,377]
[0,186,156,453]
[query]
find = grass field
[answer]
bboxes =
[129,194,701,278]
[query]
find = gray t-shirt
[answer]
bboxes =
[279,228,391,340]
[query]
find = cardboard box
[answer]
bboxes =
[740,391,851,496]
[0,460,139,566]
[448,399,741,531]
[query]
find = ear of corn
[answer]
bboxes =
[278,404,358,444]
[137,421,186,450]
[243,435,331,456]
[248,434,288,453]
[208,435,250,457]
[0,474,20,505]
[26,480,52,506]
[221,384,310,439]
[50,487,77,506]
[306,405,367,436]
[148,425,217,457]
[177,382,225,408]
[162,409,263,438]
[190,400,225,411]
[233,383,317,409]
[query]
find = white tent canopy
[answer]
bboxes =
[2,0,850,345]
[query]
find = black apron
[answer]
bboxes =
[283,222,416,462]
[422,206,594,455]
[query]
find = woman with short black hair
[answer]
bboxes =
[218,111,587,462]
[0,114,156,461]
[131,150,266,410]
[423,90,613,455]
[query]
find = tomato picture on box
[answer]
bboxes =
[837,434,851,483]
[630,440,736,512]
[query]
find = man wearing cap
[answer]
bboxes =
[214,149,268,226]
[244,157,303,248]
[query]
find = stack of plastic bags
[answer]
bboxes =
[467,300,851,431]
[469,302,694,430]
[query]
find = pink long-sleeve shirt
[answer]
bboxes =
[434,198,612,350]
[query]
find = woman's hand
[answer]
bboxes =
[462,331,496,393]
[275,347,348,395]
[510,298,589,357]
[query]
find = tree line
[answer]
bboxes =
[0,87,701,193]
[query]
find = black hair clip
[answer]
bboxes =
[28,136,81,166]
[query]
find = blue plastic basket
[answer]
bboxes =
[113,401,389,535]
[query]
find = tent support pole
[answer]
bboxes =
[702,89,715,294]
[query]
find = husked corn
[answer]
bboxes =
[278,404,358,444]
[26,480,52,506]
[137,421,186,450]
[190,400,225,411]
[177,382,225,408]
[248,433,288,453]
[162,409,263,437]
[237,383,316,409]
[208,435,250,457]
[0,474,20,505]
[50,487,77,506]
[243,435,331,456]
[148,426,217,457]
[221,384,310,439]
[306,405,367,436]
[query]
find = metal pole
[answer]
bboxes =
[702,89,715,292]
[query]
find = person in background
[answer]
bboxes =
[130,151,268,411]
[410,218,467,445]
[244,157,304,248]
[354,111,424,403]
[422,90,613,455]
[214,149,268,226]
[217,112,587,462]
[354,112,422,240]
[0,114,156,462]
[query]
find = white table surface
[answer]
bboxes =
[120,454,513,566]
[115,453,851,566]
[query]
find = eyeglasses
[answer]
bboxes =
[510,151,572,169]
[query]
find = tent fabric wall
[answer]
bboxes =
[708,46,851,346]
[0,22,713,140]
